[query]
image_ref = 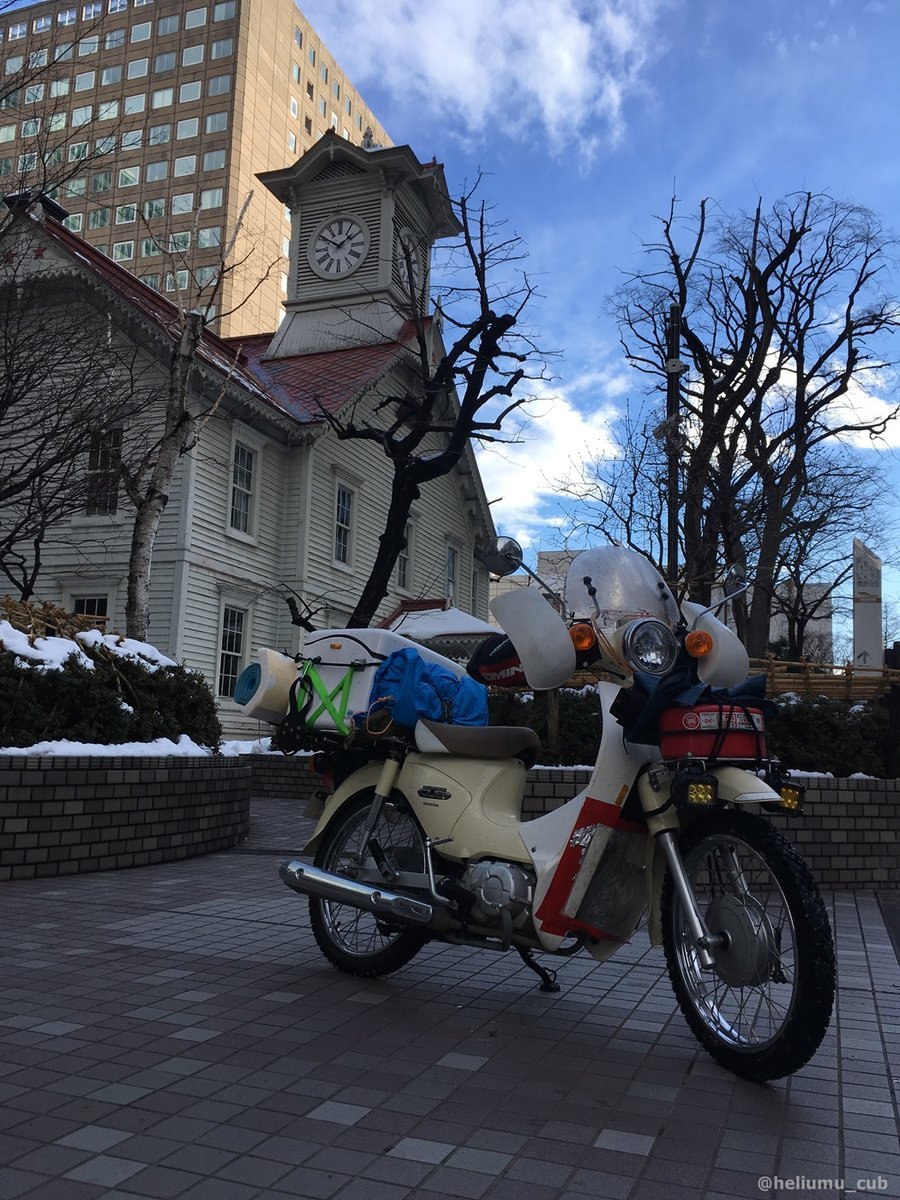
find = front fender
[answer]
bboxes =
[643,764,781,947]
[303,763,386,855]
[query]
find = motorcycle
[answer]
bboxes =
[237,540,835,1081]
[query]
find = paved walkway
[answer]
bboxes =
[0,798,897,1200]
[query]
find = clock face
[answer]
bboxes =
[308,215,370,279]
[395,228,422,290]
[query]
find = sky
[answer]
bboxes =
[301,0,900,588]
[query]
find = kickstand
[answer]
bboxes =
[517,947,560,992]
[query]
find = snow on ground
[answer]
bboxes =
[0,735,287,757]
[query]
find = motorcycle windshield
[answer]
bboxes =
[564,546,679,629]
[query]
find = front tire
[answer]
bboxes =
[309,793,429,977]
[661,807,835,1081]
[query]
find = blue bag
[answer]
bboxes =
[366,647,488,729]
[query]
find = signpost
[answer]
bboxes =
[853,538,882,671]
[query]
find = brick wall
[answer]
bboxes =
[246,755,898,890]
[0,757,250,881]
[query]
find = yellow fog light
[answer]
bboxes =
[779,785,803,811]
[673,770,719,808]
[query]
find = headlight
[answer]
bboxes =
[620,619,677,675]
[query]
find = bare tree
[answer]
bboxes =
[605,192,900,655]
[316,182,548,628]
[0,223,153,598]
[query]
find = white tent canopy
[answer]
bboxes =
[387,605,496,658]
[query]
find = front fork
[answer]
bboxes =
[351,751,403,869]
[640,775,725,970]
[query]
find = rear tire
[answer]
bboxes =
[309,793,429,977]
[661,807,835,1081]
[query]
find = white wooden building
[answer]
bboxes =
[1,135,495,735]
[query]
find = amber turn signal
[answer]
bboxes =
[684,630,714,657]
[569,623,597,652]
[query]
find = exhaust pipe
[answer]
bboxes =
[279,860,433,926]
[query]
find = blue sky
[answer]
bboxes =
[302,0,900,588]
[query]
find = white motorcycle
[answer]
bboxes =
[238,541,835,1081]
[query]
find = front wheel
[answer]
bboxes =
[309,793,430,978]
[661,807,835,1081]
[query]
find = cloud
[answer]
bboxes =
[303,0,671,155]
[473,383,620,552]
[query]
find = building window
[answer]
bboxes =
[22,116,41,138]
[229,442,254,533]
[131,22,152,43]
[173,154,195,176]
[179,81,201,103]
[71,104,92,126]
[165,269,189,291]
[112,240,134,261]
[104,29,125,49]
[217,606,244,698]
[72,596,108,626]
[49,79,69,97]
[213,1,236,18]
[54,43,75,62]
[118,165,140,186]
[182,44,204,66]
[397,523,412,590]
[185,7,207,29]
[127,58,149,79]
[115,203,136,223]
[63,212,83,232]
[101,65,122,85]
[199,186,222,209]
[207,73,230,95]
[58,10,78,26]
[25,83,45,103]
[124,94,146,114]
[145,159,167,181]
[34,16,52,34]
[304,116,311,135]
[148,122,170,143]
[176,116,199,138]
[65,178,86,197]
[108,0,128,12]
[158,16,179,35]
[196,264,218,286]
[289,96,298,118]
[308,47,316,66]
[167,230,191,252]
[78,36,99,55]
[0,122,16,142]
[204,111,227,133]
[197,226,220,248]
[75,70,95,91]
[83,2,102,16]
[9,24,26,41]
[306,80,313,100]
[154,51,176,72]
[291,61,300,84]
[121,129,142,149]
[202,148,225,170]
[29,50,49,69]
[17,152,38,173]
[68,141,88,161]
[320,64,328,84]
[88,207,109,229]
[48,112,66,132]
[96,134,116,154]
[171,191,193,214]
[287,131,296,154]
[98,100,119,120]
[91,170,113,193]
[210,37,231,59]
[293,27,303,48]
[142,197,165,218]
[446,546,458,602]
[334,484,353,564]
[85,429,121,516]
[142,273,161,291]
[140,236,161,256]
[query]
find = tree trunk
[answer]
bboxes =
[348,467,420,628]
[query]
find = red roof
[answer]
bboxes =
[9,205,427,430]
[233,325,424,422]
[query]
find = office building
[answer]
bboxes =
[0,0,391,335]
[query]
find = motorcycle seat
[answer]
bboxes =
[414,719,541,767]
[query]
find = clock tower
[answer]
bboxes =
[258,132,460,357]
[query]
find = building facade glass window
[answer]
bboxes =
[334,485,353,564]
[217,606,244,697]
[85,428,121,516]
[230,442,254,533]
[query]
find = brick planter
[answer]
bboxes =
[0,756,250,881]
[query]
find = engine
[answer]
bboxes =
[459,861,534,927]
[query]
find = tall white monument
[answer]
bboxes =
[853,539,882,669]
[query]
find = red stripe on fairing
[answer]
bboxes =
[534,795,644,938]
